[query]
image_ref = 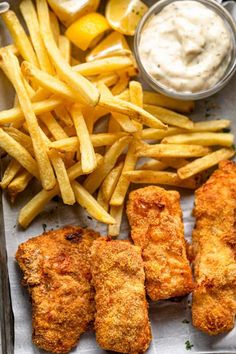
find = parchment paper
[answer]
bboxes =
[1,1,236,353]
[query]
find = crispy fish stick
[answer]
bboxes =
[192,160,236,335]
[16,226,99,354]
[91,238,151,354]
[127,186,194,300]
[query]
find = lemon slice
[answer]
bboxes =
[86,31,131,62]
[47,0,101,27]
[106,0,148,36]
[66,12,110,51]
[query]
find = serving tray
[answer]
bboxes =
[1,1,236,353]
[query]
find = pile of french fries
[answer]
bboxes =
[0,0,234,235]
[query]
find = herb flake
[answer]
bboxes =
[185,340,194,350]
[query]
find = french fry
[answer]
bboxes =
[107,115,121,133]
[92,72,119,87]
[48,149,75,205]
[49,11,60,44]
[20,0,54,74]
[0,43,18,59]
[72,181,115,224]
[71,104,97,173]
[144,104,194,129]
[99,91,167,130]
[0,159,22,189]
[21,61,80,101]
[161,158,189,169]
[116,88,130,101]
[141,127,185,140]
[112,112,138,133]
[1,10,38,66]
[4,127,34,155]
[110,140,137,206]
[36,0,99,106]
[18,154,103,228]
[31,87,51,102]
[81,106,95,133]
[138,159,168,171]
[0,97,62,125]
[83,136,131,194]
[101,161,124,201]
[1,51,56,190]
[177,148,235,179]
[124,170,199,189]
[111,71,129,95]
[143,91,195,113]
[73,56,133,76]
[129,80,143,131]
[0,128,39,178]
[136,142,211,158]
[49,132,128,152]
[39,113,68,140]
[7,169,33,202]
[97,188,109,212]
[162,132,234,147]
[58,35,71,64]
[54,106,73,127]
[108,204,124,237]
[190,120,231,132]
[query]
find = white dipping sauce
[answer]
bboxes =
[139,1,232,93]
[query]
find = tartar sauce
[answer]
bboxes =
[139,1,232,93]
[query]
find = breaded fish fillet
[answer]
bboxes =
[192,160,236,335]
[16,226,99,354]
[91,238,151,354]
[127,186,193,301]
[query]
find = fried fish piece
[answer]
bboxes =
[192,160,236,335]
[127,186,194,301]
[91,238,151,354]
[16,226,99,353]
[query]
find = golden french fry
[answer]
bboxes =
[143,91,195,113]
[1,10,38,66]
[18,155,103,228]
[0,128,39,178]
[71,104,97,173]
[97,188,109,212]
[116,88,130,101]
[49,132,128,152]
[0,159,22,189]
[190,120,231,132]
[4,127,34,155]
[83,136,131,194]
[110,140,137,206]
[92,72,119,87]
[108,204,124,237]
[107,115,121,133]
[1,51,56,190]
[177,148,235,179]
[72,181,115,224]
[138,159,169,171]
[101,161,124,201]
[129,81,143,108]
[162,132,234,147]
[39,113,68,140]
[31,87,51,102]
[141,127,185,140]
[49,10,60,44]
[111,71,129,95]
[99,92,167,130]
[144,104,194,129]
[73,56,133,76]
[112,112,138,133]
[20,0,54,74]
[0,44,18,60]
[36,0,99,106]
[21,61,79,101]
[136,142,211,158]
[0,97,62,125]
[7,169,33,202]
[54,106,73,127]
[58,35,71,64]
[124,170,199,189]
[49,149,75,205]
[161,158,189,169]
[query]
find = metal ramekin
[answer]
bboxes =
[134,0,236,100]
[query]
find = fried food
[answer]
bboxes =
[127,186,194,300]
[91,237,151,353]
[15,226,99,353]
[192,160,236,335]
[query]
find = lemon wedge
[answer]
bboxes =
[47,0,100,27]
[86,31,131,62]
[105,0,148,36]
[66,12,110,51]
